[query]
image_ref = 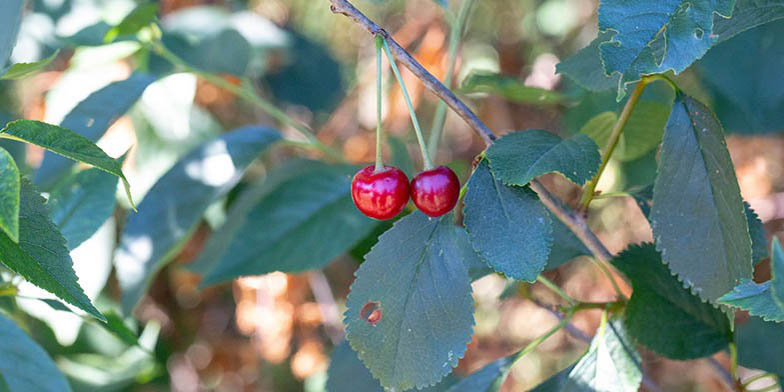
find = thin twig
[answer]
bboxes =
[707,356,740,391]
[308,271,344,345]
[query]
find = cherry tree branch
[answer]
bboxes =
[327,0,614,265]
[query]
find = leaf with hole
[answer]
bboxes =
[345,212,475,390]
[0,181,103,320]
[651,95,752,303]
[115,126,280,314]
[464,161,552,282]
[0,313,72,392]
[613,244,733,358]
[713,0,784,44]
[556,31,620,92]
[486,130,600,186]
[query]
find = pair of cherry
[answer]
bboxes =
[351,165,459,220]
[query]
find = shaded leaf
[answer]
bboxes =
[613,244,733,359]
[115,126,280,314]
[561,319,642,391]
[736,316,784,379]
[0,181,103,320]
[486,129,600,186]
[713,0,784,44]
[772,238,784,308]
[0,50,59,80]
[529,365,576,391]
[35,73,156,189]
[747,203,768,264]
[719,280,784,322]
[444,355,515,392]
[556,31,619,92]
[460,71,564,105]
[104,3,159,43]
[598,0,734,96]
[464,161,552,282]
[345,212,474,390]
[161,29,251,76]
[0,0,23,70]
[0,147,19,242]
[200,162,376,286]
[651,95,752,303]
[0,313,72,392]
[48,168,118,250]
[545,213,591,270]
[103,310,140,347]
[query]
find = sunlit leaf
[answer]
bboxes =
[0,147,19,242]
[104,3,159,43]
[0,51,59,80]
[460,71,564,105]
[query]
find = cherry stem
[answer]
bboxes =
[382,38,434,170]
[375,36,385,173]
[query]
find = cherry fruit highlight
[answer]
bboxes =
[410,166,460,217]
[351,166,410,220]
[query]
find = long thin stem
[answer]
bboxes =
[537,275,576,306]
[591,257,628,301]
[150,41,343,162]
[382,39,433,170]
[511,310,574,363]
[579,80,647,210]
[427,0,475,159]
[730,342,739,386]
[375,36,385,172]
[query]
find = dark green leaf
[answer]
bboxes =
[200,162,376,286]
[697,20,784,134]
[613,244,733,358]
[47,168,118,250]
[651,95,752,303]
[115,126,280,314]
[161,29,251,76]
[345,212,475,390]
[0,50,59,80]
[460,71,564,105]
[0,0,23,70]
[772,238,784,308]
[327,341,383,392]
[713,0,784,44]
[0,147,19,242]
[444,355,514,392]
[2,120,134,208]
[104,3,159,42]
[0,181,103,320]
[529,365,575,391]
[736,317,784,379]
[0,313,72,391]
[34,73,156,189]
[464,161,552,282]
[41,298,72,312]
[556,31,619,92]
[545,213,591,270]
[598,0,734,96]
[746,203,768,264]
[561,319,642,391]
[719,280,784,322]
[103,310,139,347]
[486,130,600,186]
[0,372,9,392]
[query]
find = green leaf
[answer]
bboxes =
[0,181,103,320]
[0,372,9,392]
[719,280,784,322]
[0,51,59,80]
[746,203,768,264]
[464,161,552,282]
[1,120,135,209]
[486,130,600,186]
[545,212,591,270]
[0,313,72,391]
[104,3,159,43]
[580,101,672,162]
[35,73,156,189]
[613,244,733,359]
[115,126,279,313]
[47,168,119,250]
[444,355,514,392]
[161,30,251,76]
[556,31,620,92]
[345,212,475,390]
[0,147,19,242]
[460,71,564,105]
[0,0,23,70]
[771,238,784,308]
[713,0,784,44]
[736,316,784,379]
[651,95,752,303]
[561,319,642,391]
[598,0,734,96]
[200,162,377,286]
[529,365,575,391]
[103,310,140,347]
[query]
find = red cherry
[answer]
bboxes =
[411,166,460,217]
[351,165,410,220]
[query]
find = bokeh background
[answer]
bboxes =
[1,0,783,391]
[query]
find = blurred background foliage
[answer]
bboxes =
[1,0,784,391]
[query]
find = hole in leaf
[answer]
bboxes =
[360,301,382,326]
[694,29,704,40]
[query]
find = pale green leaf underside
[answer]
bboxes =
[651,95,752,303]
[0,147,19,242]
[345,212,475,390]
[464,161,553,282]
[719,279,784,322]
[0,314,72,392]
[486,129,600,186]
